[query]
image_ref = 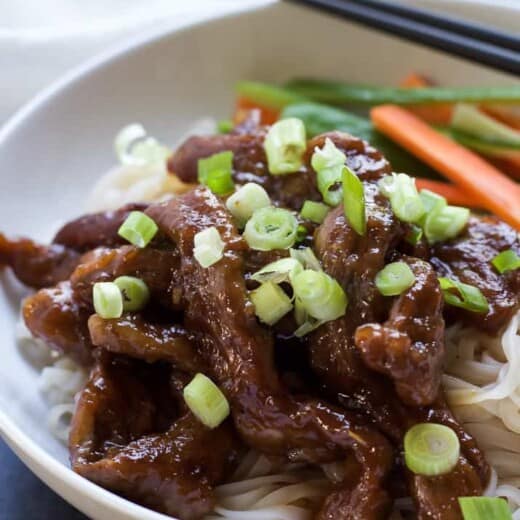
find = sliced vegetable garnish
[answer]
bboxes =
[378,173,425,223]
[300,200,330,223]
[243,207,298,251]
[235,81,306,110]
[193,226,225,268]
[250,281,294,326]
[114,276,150,312]
[342,166,366,235]
[371,104,520,230]
[415,178,476,208]
[405,225,423,246]
[404,423,460,477]
[292,269,348,323]
[452,103,520,146]
[197,151,235,195]
[423,205,470,244]
[183,373,230,429]
[114,123,170,166]
[263,118,306,175]
[458,497,513,520]
[492,249,520,274]
[217,119,234,134]
[290,247,322,271]
[118,211,158,248]
[375,262,416,296]
[311,138,346,206]
[93,282,123,319]
[438,277,489,313]
[295,224,308,243]
[225,182,271,226]
[251,258,303,285]
[286,78,520,105]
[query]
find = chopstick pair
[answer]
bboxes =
[287,0,520,75]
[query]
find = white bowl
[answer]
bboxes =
[0,1,518,518]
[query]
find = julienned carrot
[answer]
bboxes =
[400,74,453,125]
[481,105,520,131]
[415,178,477,207]
[234,96,279,125]
[371,105,520,230]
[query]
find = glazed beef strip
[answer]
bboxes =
[431,215,520,334]
[53,202,148,252]
[168,129,391,211]
[70,352,237,520]
[70,245,182,310]
[355,256,445,407]
[88,313,205,372]
[147,188,394,520]
[0,232,80,288]
[311,199,488,518]
[23,281,93,365]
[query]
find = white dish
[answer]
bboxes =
[0,1,518,518]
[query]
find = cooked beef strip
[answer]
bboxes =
[310,196,488,518]
[88,313,205,372]
[71,352,237,520]
[168,129,391,211]
[53,203,148,252]
[431,215,520,335]
[23,281,93,365]
[355,257,445,407]
[147,188,394,520]
[409,457,482,520]
[70,246,181,310]
[0,232,80,288]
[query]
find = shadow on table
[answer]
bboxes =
[0,439,88,519]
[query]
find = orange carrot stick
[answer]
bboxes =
[371,105,520,230]
[415,178,477,207]
[399,74,453,125]
[234,96,279,125]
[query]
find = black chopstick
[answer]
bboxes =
[286,0,520,76]
[357,0,520,53]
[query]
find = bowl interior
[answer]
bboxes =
[0,1,517,518]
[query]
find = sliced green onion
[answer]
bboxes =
[198,151,235,195]
[93,282,123,319]
[243,207,298,251]
[311,137,346,171]
[311,138,346,206]
[193,226,225,268]
[118,211,158,248]
[263,118,306,175]
[424,205,470,244]
[378,173,425,223]
[492,249,520,274]
[114,276,150,312]
[300,200,330,223]
[183,373,230,429]
[342,166,366,235]
[290,247,322,271]
[296,224,308,243]
[251,258,303,284]
[250,282,293,325]
[404,423,460,476]
[114,123,170,166]
[217,120,234,134]
[458,497,512,520]
[292,269,347,323]
[225,183,271,226]
[419,189,446,214]
[439,277,489,313]
[375,262,416,296]
[406,225,423,246]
